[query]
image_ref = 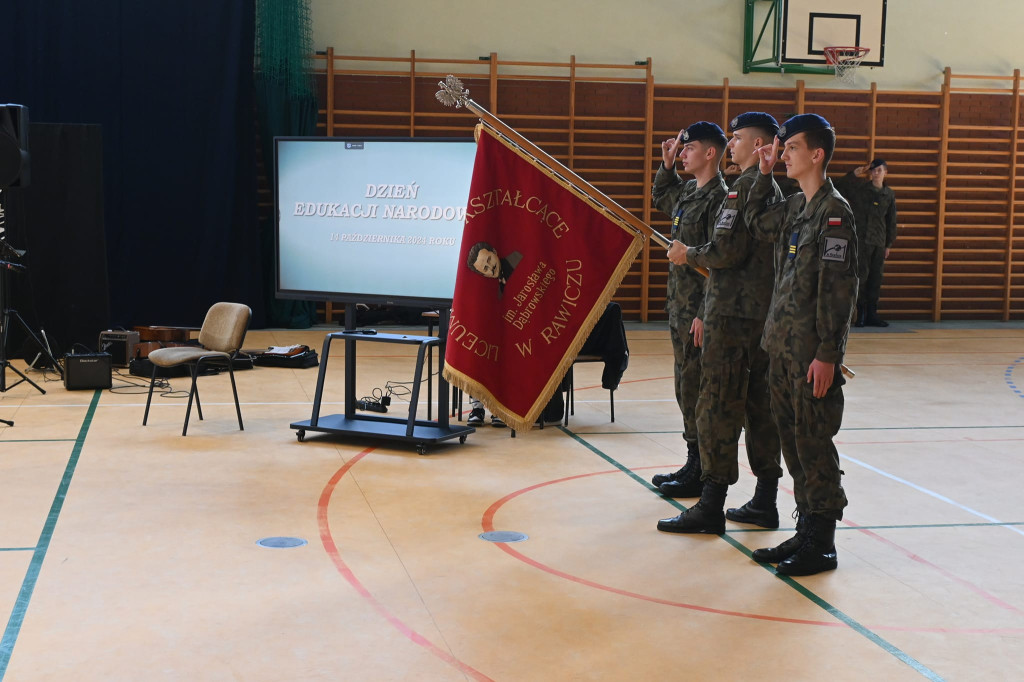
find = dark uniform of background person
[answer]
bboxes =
[650,122,729,497]
[747,114,859,576]
[655,113,783,535]
[835,159,898,327]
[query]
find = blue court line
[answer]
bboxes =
[562,426,946,682]
[0,390,100,680]
[0,549,35,553]
[1005,357,1024,399]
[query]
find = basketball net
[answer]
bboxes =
[823,46,870,86]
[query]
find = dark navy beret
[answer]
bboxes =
[681,121,727,146]
[869,158,887,169]
[729,112,779,136]
[777,114,833,142]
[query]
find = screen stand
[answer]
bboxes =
[290,303,474,455]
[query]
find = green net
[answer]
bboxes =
[255,0,319,328]
[255,0,315,99]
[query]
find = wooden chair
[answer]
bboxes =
[142,302,252,435]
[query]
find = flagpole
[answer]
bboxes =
[436,75,671,250]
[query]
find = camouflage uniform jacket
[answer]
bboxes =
[748,173,859,365]
[686,165,775,321]
[835,171,898,248]
[652,166,728,327]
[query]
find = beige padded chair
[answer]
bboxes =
[142,302,252,436]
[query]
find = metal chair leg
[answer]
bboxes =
[143,364,158,425]
[228,363,243,431]
[183,363,200,436]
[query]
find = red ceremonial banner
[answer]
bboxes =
[443,126,644,431]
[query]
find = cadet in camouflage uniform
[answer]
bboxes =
[650,122,729,497]
[835,159,898,327]
[746,114,859,576]
[656,113,783,535]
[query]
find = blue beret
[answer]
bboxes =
[729,112,779,136]
[777,114,833,142]
[681,121,727,146]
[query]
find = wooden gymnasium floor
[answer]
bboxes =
[1,321,1023,681]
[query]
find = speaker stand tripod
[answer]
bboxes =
[0,261,63,396]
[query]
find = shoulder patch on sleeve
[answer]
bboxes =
[821,236,849,262]
[727,190,738,200]
[715,208,738,230]
[828,217,843,226]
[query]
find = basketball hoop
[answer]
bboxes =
[823,46,870,86]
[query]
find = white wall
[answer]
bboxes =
[310,0,1024,91]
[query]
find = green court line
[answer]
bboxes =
[563,427,946,682]
[0,390,101,680]
[729,521,1024,533]
[571,424,1024,436]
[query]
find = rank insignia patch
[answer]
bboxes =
[822,237,849,262]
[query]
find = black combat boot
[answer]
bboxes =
[651,441,699,487]
[865,303,889,327]
[854,303,866,328]
[725,478,780,529]
[776,514,838,576]
[658,450,704,498]
[752,512,805,563]
[657,480,727,534]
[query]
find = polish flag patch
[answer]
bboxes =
[828,217,842,226]
[727,191,738,199]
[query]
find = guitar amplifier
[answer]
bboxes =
[64,353,112,390]
[98,330,139,367]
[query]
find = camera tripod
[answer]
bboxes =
[0,258,63,399]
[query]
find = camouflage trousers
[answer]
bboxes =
[697,316,782,486]
[858,244,886,307]
[768,356,849,520]
[669,320,702,447]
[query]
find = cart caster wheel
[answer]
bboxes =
[416,445,428,455]
[459,434,468,444]
[296,430,305,442]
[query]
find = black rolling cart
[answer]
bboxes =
[290,306,473,455]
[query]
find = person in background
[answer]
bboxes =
[835,158,898,327]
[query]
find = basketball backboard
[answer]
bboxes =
[782,0,886,67]
[743,0,886,74]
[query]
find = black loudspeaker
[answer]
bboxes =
[64,353,112,390]
[0,104,30,188]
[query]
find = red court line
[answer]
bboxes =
[482,466,1024,634]
[318,448,494,682]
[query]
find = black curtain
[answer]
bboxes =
[0,1,264,331]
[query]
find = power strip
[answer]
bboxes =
[355,399,388,413]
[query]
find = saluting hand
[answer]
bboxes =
[662,130,685,168]
[756,136,780,174]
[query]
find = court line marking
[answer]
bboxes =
[318,449,494,682]
[838,453,1024,539]
[562,428,945,681]
[0,390,101,680]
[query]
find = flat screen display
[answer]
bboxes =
[274,137,476,307]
